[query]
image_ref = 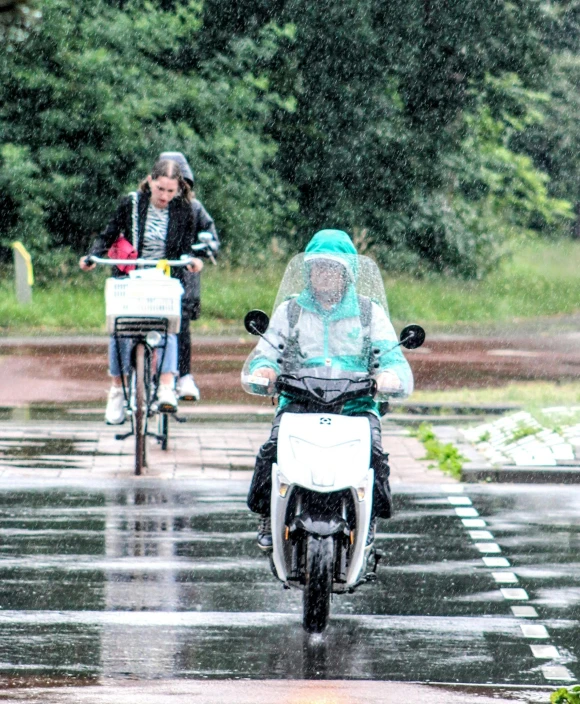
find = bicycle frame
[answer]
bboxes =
[112,316,169,420]
[85,252,214,474]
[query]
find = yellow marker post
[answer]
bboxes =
[11,241,34,304]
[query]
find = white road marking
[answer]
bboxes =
[469,530,494,540]
[520,624,549,639]
[530,644,560,659]
[475,543,501,553]
[501,588,529,600]
[511,606,538,618]
[483,557,510,567]
[492,572,518,584]
[455,507,479,517]
[448,496,472,506]
[462,518,487,528]
[542,666,576,681]
[443,485,465,493]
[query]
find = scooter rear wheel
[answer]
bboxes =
[303,535,333,634]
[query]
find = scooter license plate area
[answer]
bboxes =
[277,413,371,491]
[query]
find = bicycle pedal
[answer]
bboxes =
[115,431,133,441]
[157,404,177,414]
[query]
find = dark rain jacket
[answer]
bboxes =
[88,189,196,285]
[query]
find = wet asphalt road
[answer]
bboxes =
[0,478,576,690]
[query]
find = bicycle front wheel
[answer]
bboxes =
[158,412,169,451]
[134,343,147,475]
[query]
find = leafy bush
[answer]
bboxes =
[551,686,580,704]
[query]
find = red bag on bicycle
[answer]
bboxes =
[107,236,137,273]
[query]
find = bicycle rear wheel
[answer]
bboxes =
[134,343,147,475]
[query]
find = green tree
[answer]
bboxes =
[0,0,296,275]
[201,0,571,276]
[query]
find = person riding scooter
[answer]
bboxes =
[244,229,414,549]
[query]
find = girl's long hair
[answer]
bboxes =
[139,159,193,202]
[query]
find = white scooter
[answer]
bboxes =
[244,311,425,633]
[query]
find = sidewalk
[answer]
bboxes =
[0,419,454,485]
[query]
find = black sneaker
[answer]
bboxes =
[257,515,273,551]
[366,517,376,547]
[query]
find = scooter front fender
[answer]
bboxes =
[271,462,291,582]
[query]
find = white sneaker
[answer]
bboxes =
[105,385,126,425]
[177,374,200,401]
[157,384,178,413]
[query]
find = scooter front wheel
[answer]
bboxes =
[303,535,333,634]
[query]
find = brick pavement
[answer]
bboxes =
[0,418,456,484]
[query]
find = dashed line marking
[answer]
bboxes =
[482,557,510,568]
[449,491,577,683]
[448,496,473,506]
[530,644,560,659]
[542,666,576,681]
[501,588,529,600]
[443,485,465,493]
[492,572,518,584]
[511,606,538,618]
[521,624,549,639]
[462,518,487,528]
[475,542,502,553]
[455,507,479,518]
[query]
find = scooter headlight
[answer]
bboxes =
[146,331,162,347]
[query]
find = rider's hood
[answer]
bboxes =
[303,229,358,282]
[298,230,360,319]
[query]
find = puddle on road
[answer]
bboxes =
[0,484,575,683]
[0,436,118,470]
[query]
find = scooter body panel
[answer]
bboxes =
[277,413,371,491]
[271,412,374,588]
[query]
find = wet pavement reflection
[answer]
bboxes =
[0,480,576,685]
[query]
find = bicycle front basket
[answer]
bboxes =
[105,276,184,333]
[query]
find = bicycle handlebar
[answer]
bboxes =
[85,241,216,268]
[86,255,197,267]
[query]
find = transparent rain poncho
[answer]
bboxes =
[241,253,414,405]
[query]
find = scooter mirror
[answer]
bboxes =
[244,309,270,336]
[399,324,426,350]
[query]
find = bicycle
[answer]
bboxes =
[85,245,211,475]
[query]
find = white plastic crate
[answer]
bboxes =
[105,269,184,334]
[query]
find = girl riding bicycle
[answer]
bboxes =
[80,159,203,424]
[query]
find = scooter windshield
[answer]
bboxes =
[241,253,398,397]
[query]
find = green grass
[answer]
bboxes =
[412,422,466,479]
[2,239,580,333]
[385,239,580,324]
[412,381,580,411]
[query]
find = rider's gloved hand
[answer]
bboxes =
[254,367,278,389]
[376,370,402,395]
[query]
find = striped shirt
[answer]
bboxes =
[141,204,169,260]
